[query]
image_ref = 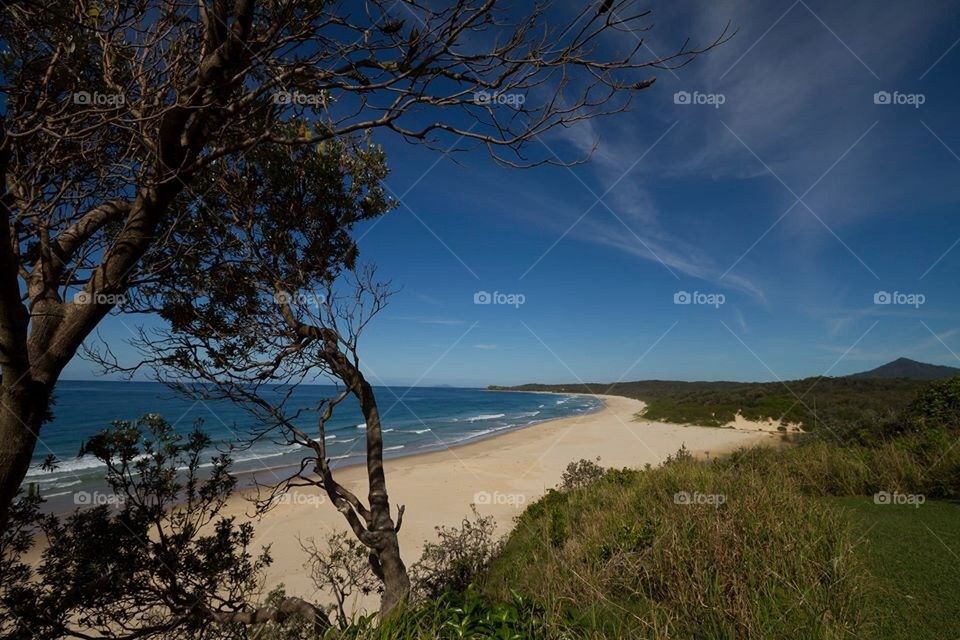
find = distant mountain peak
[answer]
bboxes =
[847,358,960,380]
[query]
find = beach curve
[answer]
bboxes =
[223,393,777,610]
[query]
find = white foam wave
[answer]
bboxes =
[42,490,76,499]
[26,453,150,478]
[466,413,505,422]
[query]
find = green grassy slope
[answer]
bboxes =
[832,497,960,640]
[483,455,872,639]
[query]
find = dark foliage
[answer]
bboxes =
[0,415,272,640]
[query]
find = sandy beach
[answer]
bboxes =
[225,393,777,610]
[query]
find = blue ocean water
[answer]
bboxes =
[26,381,600,504]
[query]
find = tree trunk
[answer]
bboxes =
[375,531,411,617]
[308,327,413,616]
[0,381,51,529]
[350,371,411,616]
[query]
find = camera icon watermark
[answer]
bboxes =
[75,490,124,506]
[873,491,925,508]
[673,290,725,308]
[674,90,725,109]
[473,490,526,507]
[473,90,525,108]
[73,91,125,106]
[873,290,925,308]
[273,290,326,307]
[272,90,327,107]
[275,492,326,507]
[474,290,526,308]
[73,291,126,305]
[674,491,726,506]
[873,90,925,108]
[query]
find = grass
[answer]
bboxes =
[482,453,872,639]
[831,497,960,640]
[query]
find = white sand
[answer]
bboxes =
[224,394,776,611]
[723,411,804,433]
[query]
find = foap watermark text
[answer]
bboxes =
[674,491,726,506]
[674,90,725,108]
[474,490,526,507]
[674,290,725,308]
[474,290,526,308]
[873,90,925,108]
[874,491,925,508]
[874,290,925,308]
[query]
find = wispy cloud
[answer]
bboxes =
[537,118,768,303]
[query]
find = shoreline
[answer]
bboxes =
[227,390,605,486]
[224,393,778,611]
[32,389,600,514]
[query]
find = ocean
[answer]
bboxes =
[25,381,601,510]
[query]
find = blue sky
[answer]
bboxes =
[67,0,960,387]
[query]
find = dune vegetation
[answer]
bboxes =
[348,377,960,639]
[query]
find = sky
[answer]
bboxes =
[66,0,960,387]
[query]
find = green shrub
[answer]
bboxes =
[901,376,960,434]
[559,457,605,491]
[332,589,550,639]
[410,508,501,600]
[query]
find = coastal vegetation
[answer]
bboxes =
[492,376,930,436]
[1,0,955,637]
[4,377,958,638]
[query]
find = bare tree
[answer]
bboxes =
[302,532,382,629]
[0,0,730,527]
[106,264,413,615]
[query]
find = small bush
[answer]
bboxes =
[559,457,605,491]
[410,507,501,599]
[302,532,381,629]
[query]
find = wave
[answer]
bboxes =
[465,413,505,422]
[26,453,150,478]
[356,423,366,430]
[325,434,337,441]
[516,411,540,418]
[42,490,78,499]
[384,445,404,452]
[404,428,431,434]
[442,424,516,445]
[226,449,289,465]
